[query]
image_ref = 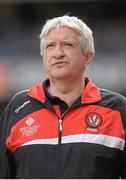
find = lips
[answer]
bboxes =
[52,61,68,66]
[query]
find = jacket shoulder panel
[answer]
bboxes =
[99,88,126,128]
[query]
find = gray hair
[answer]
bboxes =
[40,15,95,56]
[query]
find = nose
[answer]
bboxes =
[53,45,65,59]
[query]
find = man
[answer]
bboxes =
[0,15,126,178]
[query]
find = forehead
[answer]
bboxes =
[45,26,80,41]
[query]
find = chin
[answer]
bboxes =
[51,72,70,79]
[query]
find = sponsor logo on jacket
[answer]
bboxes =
[20,117,40,136]
[15,100,30,113]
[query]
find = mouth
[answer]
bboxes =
[52,61,68,67]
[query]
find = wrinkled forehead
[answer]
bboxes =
[45,25,81,40]
[44,26,82,43]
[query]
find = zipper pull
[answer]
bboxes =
[59,119,63,133]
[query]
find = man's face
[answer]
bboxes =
[43,26,91,80]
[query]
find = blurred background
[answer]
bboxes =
[0,0,126,113]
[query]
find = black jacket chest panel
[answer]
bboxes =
[14,143,122,179]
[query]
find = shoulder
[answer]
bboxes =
[0,89,30,130]
[98,89,126,127]
[11,89,29,101]
[100,88,125,100]
[3,89,30,114]
[99,89,126,117]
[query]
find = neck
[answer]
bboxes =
[48,76,85,106]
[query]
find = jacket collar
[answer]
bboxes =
[27,83,46,103]
[27,77,101,104]
[81,77,101,104]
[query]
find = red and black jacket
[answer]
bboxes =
[0,77,126,178]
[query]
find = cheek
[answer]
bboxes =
[69,53,85,66]
[43,58,49,71]
[43,57,53,76]
[74,57,87,71]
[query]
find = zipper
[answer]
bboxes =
[31,96,64,144]
[57,104,76,144]
[58,109,70,144]
[58,119,63,144]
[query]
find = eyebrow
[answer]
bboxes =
[45,38,77,45]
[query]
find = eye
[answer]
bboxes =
[63,42,73,47]
[45,43,55,49]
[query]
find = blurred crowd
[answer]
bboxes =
[0,63,12,115]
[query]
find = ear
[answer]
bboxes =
[85,52,93,66]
